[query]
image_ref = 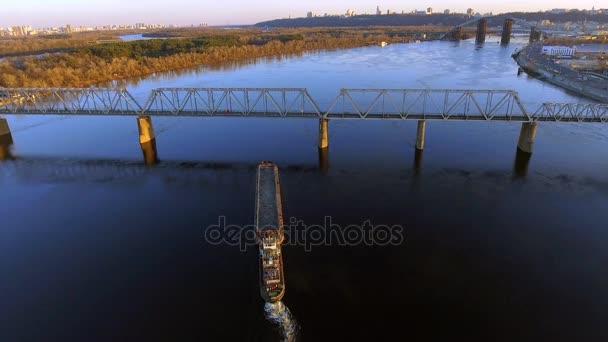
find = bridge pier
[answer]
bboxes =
[137,116,158,166]
[0,118,10,138]
[414,148,424,175]
[318,146,329,174]
[529,27,542,43]
[0,118,14,161]
[447,27,462,41]
[319,118,329,149]
[415,120,426,150]
[140,140,159,166]
[476,18,488,44]
[137,116,156,144]
[517,122,537,154]
[514,148,532,177]
[501,19,514,45]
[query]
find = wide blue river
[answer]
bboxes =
[1,38,607,341]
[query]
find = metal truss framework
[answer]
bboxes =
[325,89,530,121]
[0,87,605,123]
[0,88,141,115]
[534,103,608,122]
[142,88,322,117]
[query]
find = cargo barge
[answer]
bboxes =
[255,161,286,302]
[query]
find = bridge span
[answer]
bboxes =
[441,16,548,45]
[0,87,606,165]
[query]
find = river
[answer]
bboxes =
[1,38,608,341]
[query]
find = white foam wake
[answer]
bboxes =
[264,301,299,342]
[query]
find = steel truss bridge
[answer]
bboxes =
[1,88,607,123]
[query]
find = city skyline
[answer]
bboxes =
[1,0,604,28]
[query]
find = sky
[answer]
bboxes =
[0,0,601,28]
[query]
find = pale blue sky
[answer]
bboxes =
[0,0,600,27]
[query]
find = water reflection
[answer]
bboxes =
[104,50,314,89]
[0,157,320,186]
[264,301,298,342]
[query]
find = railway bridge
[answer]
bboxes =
[441,16,548,45]
[1,87,606,168]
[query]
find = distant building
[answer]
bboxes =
[549,8,568,14]
[467,8,475,16]
[376,6,381,16]
[307,11,314,18]
[65,24,73,34]
[135,23,146,29]
[444,9,450,15]
[11,26,26,36]
[427,7,433,15]
[540,20,554,28]
[415,10,427,15]
[346,9,355,17]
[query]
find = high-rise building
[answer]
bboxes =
[444,9,450,15]
[467,8,475,16]
[427,7,433,14]
[307,11,314,18]
[346,9,355,17]
[11,26,26,36]
[376,6,382,15]
[65,24,73,34]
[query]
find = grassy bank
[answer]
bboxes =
[0,27,433,88]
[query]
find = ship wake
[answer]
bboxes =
[264,301,299,342]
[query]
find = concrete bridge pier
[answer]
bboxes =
[415,120,426,150]
[0,118,14,161]
[414,148,424,175]
[137,116,158,166]
[413,120,426,174]
[513,148,532,177]
[476,18,488,44]
[318,146,329,174]
[140,140,159,166]
[447,27,462,41]
[319,118,329,149]
[529,28,542,43]
[0,118,10,138]
[517,122,537,154]
[501,19,514,45]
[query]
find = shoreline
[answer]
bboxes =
[513,43,608,103]
[0,36,409,89]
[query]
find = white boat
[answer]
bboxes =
[380,41,388,47]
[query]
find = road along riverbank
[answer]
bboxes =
[513,42,608,103]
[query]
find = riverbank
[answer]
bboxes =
[0,28,410,88]
[513,42,608,103]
